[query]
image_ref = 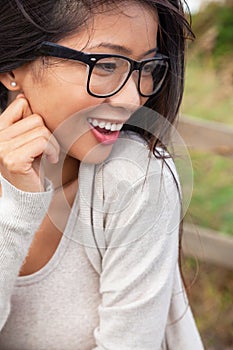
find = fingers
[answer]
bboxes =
[0,96,33,130]
[0,95,60,191]
[1,127,59,164]
[16,93,27,100]
[0,132,59,192]
[3,137,59,175]
[0,114,45,140]
[0,95,60,163]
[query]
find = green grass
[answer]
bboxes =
[181,60,233,236]
[185,151,233,236]
[184,258,233,349]
[182,59,233,126]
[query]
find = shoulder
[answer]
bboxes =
[93,131,181,226]
[98,131,179,193]
[78,130,180,215]
[77,132,181,257]
[95,131,181,248]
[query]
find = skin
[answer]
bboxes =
[0,3,158,274]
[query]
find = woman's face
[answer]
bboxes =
[13,3,158,163]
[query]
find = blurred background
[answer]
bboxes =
[180,0,233,349]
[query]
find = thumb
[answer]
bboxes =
[16,93,33,117]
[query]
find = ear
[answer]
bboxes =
[0,71,21,92]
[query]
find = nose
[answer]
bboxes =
[106,74,141,112]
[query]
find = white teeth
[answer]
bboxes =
[116,124,122,131]
[92,119,98,127]
[110,124,117,132]
[105,122,111,130]
[88,118,123,132]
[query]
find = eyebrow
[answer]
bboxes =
[87,42,157,57]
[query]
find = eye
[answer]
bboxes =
[93,57,129,77]
[93,58,120,76]
[141,61,157,75]
[95,62,117,72]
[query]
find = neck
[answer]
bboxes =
[43,153,79,191]
[40,154,79,237]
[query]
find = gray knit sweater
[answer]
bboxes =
[0,133,204,350]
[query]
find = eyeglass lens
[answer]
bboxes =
[89,57,130,97]
[89,57,168,97]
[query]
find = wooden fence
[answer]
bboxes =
[177,115,233,159]
[177,115,233,269]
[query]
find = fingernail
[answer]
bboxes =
[16,93,25,99]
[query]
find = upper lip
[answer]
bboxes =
[88,117,128,124]
[86,104,138,125]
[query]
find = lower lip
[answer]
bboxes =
[89,123,120,145]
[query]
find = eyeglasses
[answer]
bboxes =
[34,41,169,98]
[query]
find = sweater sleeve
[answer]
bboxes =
[0,175,53,330]
[92,137,181,350]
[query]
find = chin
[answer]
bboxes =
[70,143,114,165]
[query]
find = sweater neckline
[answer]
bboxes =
[15,185,81,286]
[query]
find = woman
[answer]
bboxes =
[0,0,204,349]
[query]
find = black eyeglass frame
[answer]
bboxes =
[34,41,170,98]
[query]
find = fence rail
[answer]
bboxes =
[177,115,233,158]
[177,115,233,269]
[182,223,233,269]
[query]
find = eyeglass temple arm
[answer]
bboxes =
[34,41,90,63]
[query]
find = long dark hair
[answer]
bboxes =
[0,0,194,192]
[0,0,193,118]
[0,0,194,290]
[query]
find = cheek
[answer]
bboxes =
[45,103,111,163]
[21,65,114,164]
[25,81,99,132]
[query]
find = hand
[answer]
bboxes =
[0,95,60,192]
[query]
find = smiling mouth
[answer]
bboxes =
[88,118,124,133]
[87,117,124,144]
